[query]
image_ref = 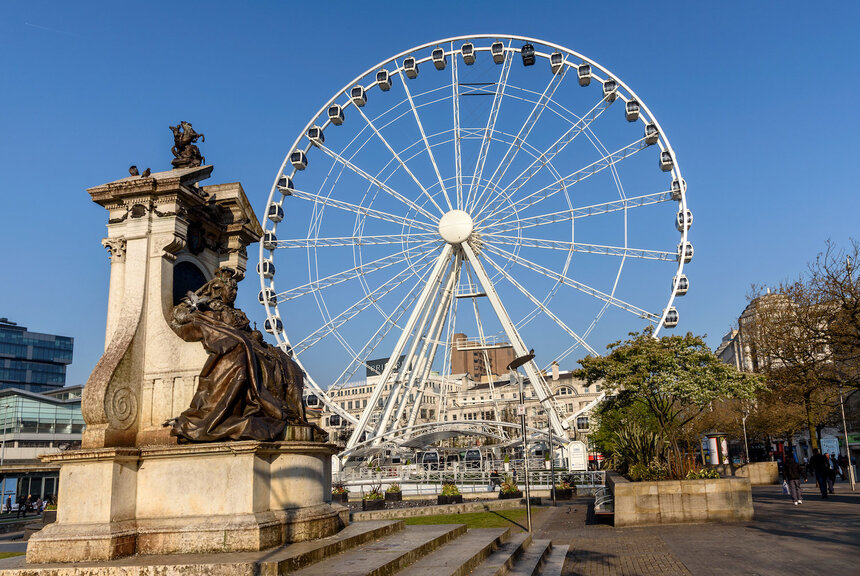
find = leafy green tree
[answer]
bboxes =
[578,330,763,460]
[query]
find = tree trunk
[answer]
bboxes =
[804,396,820,451]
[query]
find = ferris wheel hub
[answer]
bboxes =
[438,210,474,244]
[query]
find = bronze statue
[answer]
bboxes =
[166,267,319,442]
[170,121,206,169]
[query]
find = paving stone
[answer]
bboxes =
[396,528,508,576]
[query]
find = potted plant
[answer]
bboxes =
[331,484,349,503]
[385,483,402,502]
[499,476,523,500]
[552,480,574,500]
[362,484,385,511]
[503,454,510,472]
[544,452,552,470]
[42,503,58,524]
[437,482,463,505]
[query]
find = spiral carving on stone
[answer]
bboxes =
[106,384,138,430]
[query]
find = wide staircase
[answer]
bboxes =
[256,520,568,576]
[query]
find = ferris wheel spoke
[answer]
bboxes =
[469,56,568,214]
[274,232,438,249]
[486,235,677,261]
[316,143,440,222]
[451,48,464,209]
[465,42,513,210]
[483,251,598,357]
[328,257,437,396]
[289,188,437,233]
[474,94,615,222]
[395,57,453,211]
[275,242,438,303]
[484,244,658,321]
[484,190,674,236]
[482,136,650,223]
[292,251,437,355]
[351,93,447,217]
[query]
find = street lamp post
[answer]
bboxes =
[0,404,10,511]
[741,409,751,465]
[838,385,856,491]
[508,351,535,533]
[537,392,562,507]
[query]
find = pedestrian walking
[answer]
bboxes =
[837,454,849,481]
[782,455,804,505]
[4,496,9,514]
[808,449,829,498]
[15,494,26,518]
[825,454,837,493]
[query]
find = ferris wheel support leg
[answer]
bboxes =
[404,257,461,431]
[375,253,454,439]
[394,257,459,428]
[346,244,454,451]
[461,242,568,439]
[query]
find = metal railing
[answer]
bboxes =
[334,462,604,498]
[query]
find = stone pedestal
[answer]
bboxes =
[26,428,345,563]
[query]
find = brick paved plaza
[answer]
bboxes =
[533,484,859,576]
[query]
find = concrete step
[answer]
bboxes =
[290,524,467,576]
[396,528,509,576]
[258,520,404,575]
[469,532,532,576]
[507,539,552,576]
[537,544,568,576]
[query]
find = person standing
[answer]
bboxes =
[783,455,804,505]
[4,496,9,514]
[808,449,829,499]
[837,454,849,481]
[15,494,26,518]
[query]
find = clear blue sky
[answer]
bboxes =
[1,1,858,387]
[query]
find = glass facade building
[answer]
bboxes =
[0,318,73,393]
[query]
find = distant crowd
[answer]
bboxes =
[781,449,852,505]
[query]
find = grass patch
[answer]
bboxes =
[0,552,24,559]
[400,508,541,531]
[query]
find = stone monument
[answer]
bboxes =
[25,127,345,564]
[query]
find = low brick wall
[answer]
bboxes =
[735,461,779,485]
[607,471,753,527]
[351,498,526,521]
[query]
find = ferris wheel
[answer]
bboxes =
[258,35,691,451]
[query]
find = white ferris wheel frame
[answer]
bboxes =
[258,34,690,452]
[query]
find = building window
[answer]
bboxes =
[576,416,589,430]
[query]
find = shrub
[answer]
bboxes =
[363,483,384,501]
[386,483,401,493]
[500,475,520,494]
[441,482,461,496]
[332,484,349,495]
[685,467,722,480]
[628,460,669,482]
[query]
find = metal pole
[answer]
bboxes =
[518,371,532,532]
[742,410,750,464]
[838,385,856,491]
[548,423,556,507]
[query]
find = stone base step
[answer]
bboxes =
[469,533,532,576]
[0,520,403,576]
[538,544,568,576]
[507,539,552,576]
[396,528,509,576]
[290,524,467,576]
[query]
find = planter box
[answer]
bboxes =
[362,498,385,511]
[437,495,463,505]
[42,510,57,525]
[499,490,523,500]
[331,493,348,504]
[385,491,402,502]
[607,471,753,527]
[552,488,574,500]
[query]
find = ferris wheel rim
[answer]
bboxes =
[258,34,690,435]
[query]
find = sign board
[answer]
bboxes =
[516,405,526,416]
[366,355,405,377]
[567,441,588,471]
[820,435,839,456]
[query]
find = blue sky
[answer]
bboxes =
[1,1,858,387]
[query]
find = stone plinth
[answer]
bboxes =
[607,471,754,527]
[26,430,345,564]
[735,461,779,485]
